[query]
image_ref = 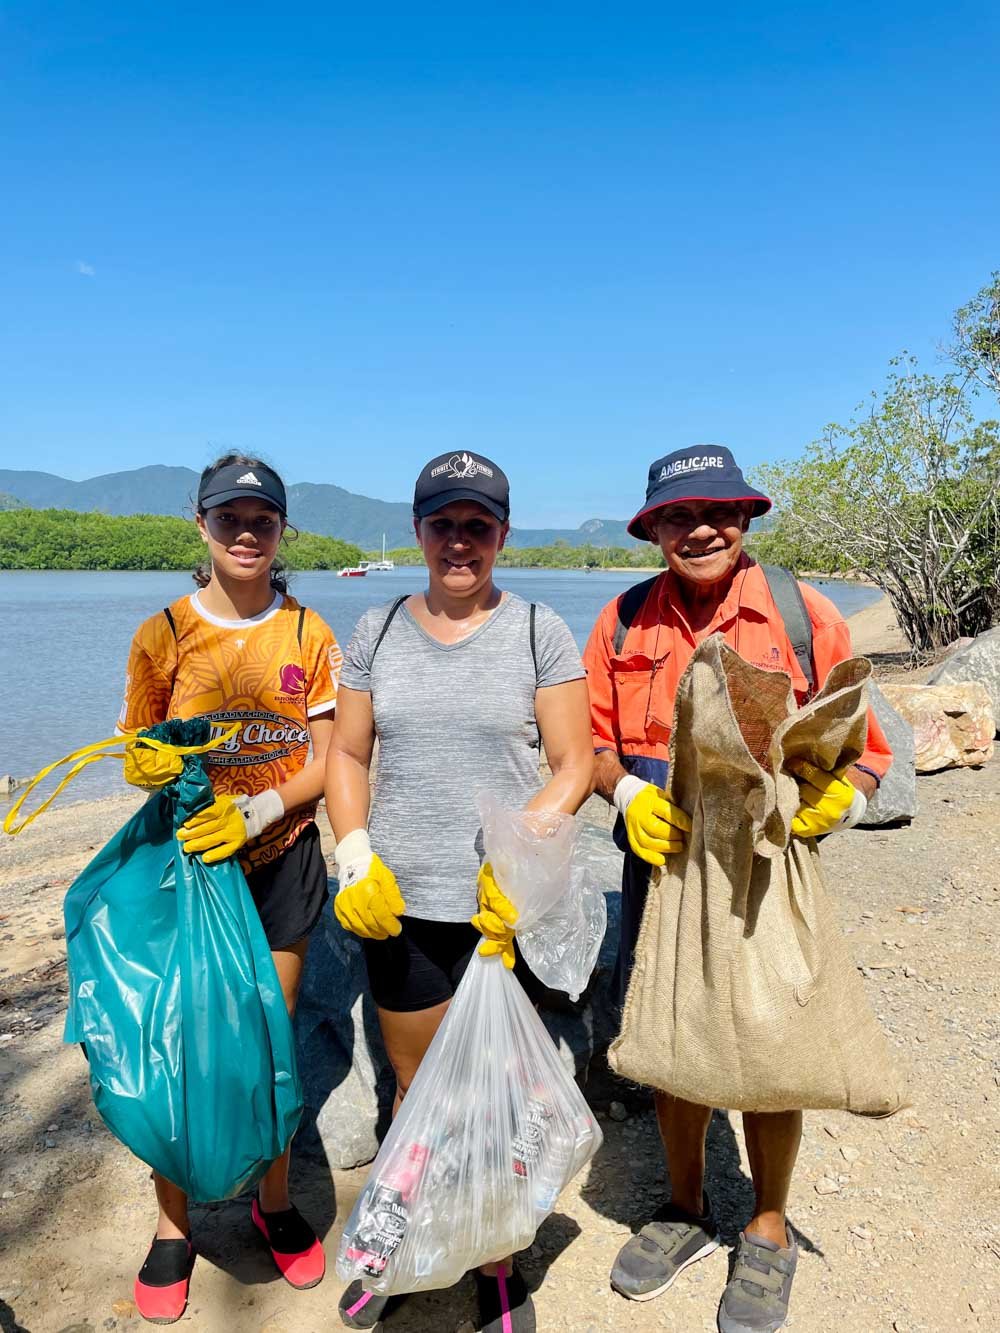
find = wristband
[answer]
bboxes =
[235,789,285,840]
[836,787,868,832]
[335,827,373,886]
[613,774,648,816]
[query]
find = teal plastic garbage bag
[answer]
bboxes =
[63,718,303,1202]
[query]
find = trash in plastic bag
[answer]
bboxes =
[4,719,303,1201]
[337,801,604,1295]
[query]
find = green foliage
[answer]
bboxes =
[952,271,1000,400]
[381,544,663,570]
[0,509,363,572]
[497,544,663,569]
[751,349,1000,651]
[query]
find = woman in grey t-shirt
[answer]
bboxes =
[326,451,594,1333]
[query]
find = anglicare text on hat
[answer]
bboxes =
[626,444,771,541]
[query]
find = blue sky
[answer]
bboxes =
[1,3,997,528]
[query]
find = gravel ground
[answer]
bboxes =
[1,752,998,1333]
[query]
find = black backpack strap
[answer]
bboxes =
[612,576,661,655]
[370,596,407,667]
[759,564,815,695]
[529,603,538,678]
[162,607,177,639]
[296,605,307,648]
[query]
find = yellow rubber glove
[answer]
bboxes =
[122,740,184,791]
[177,790,284,864]
[334,854,406,940]
[789,760,867,838]
[471,861,518,968]
[614,775,692,867]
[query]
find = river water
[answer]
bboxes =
[0,569,881,805]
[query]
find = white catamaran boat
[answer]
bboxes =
[360,534,395,572]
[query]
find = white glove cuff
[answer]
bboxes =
[836,786,868,832]
[335,827,373,886]
[236,789,285,840]
[613,774,648,816]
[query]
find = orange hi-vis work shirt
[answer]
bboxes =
[118,590,342,871]
[583,556,892,782]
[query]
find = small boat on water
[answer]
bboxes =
[359,534,395,572]
[337,565,367,578]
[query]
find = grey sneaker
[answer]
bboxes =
[610,1197,720,1301]
[717,1229,798,1332]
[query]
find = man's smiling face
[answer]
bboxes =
[646,500,752,591]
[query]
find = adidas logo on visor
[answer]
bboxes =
[236,471,261,486]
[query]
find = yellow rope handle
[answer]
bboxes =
[2,724,240,837]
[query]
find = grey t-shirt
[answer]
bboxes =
[339,592,585,922]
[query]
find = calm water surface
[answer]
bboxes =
[0,569,881,804]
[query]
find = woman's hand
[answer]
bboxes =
[333,829,406,939]
[471,862,518,968]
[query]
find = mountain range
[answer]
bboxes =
[0,466,642,550]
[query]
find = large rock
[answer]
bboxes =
[294,910,393,1169]
[857,682,917,825]
[927,625,1000,734]
[879,681,995,772]
[295,825,625,1169]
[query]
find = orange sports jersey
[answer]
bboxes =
[118,590,342,870]
[583,556,892,780]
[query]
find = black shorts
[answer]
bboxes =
[362,916,547,1013]
[245,823,329,952]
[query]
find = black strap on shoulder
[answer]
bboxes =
[612,575,661,656]
[610,566,815,693]
[296,605,306,648]
[529,603,538,678]
[759,564,815,695]
[162,607,177,639]
[370,596,407,667]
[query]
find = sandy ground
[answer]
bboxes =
[839,595,909,660]
[2,597,998,1333]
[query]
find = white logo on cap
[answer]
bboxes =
[236,470,262,486]
[658,456,724,482]
[430,452,494,482]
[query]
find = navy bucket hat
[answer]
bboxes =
[627,445,772,541]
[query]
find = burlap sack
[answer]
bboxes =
[608,634,908,1115]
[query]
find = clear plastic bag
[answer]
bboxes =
[336,801,605,1295]
[478,793,606,1003]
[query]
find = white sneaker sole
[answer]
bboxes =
[610,1235,721,1302]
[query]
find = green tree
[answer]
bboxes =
[952,271,1000,400]
[752,359,1000,650]
[0,509,363,573]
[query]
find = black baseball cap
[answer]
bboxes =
[198,461,287,516]
[413,451,510,522]
[627,445,771,541]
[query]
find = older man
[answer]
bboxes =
[583,445,892,1333]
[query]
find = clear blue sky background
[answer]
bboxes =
[1,2,997,527]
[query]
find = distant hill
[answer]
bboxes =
[0,466,644,550]
[0,491,24,510]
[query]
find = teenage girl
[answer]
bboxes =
[119,454,340,1322]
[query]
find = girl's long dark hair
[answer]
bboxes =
[193,452,295,593]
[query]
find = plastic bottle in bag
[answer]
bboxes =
[342,1143,430,1278]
